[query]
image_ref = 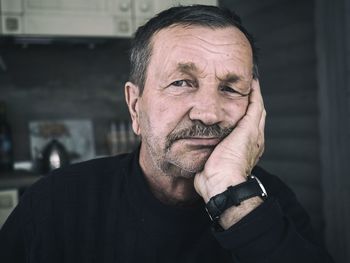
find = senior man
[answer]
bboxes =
[0,5,333,263]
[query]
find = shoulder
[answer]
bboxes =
[14,153,135,225]
[22,152,134,207]
[0,152,137,256]
[51,152,133,179]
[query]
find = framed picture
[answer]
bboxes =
[29,119,95,164]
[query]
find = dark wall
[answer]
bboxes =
[0,39,131,160]
[220,0,324,238]
[315,0,350,261]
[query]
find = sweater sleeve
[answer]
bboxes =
[212,167,334,263]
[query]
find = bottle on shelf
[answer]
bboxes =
[0,101,14,172]
[41,139,70,174]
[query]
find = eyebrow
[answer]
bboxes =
[217,73,241,84]
[177,62,198,74]
[175,63,243,84]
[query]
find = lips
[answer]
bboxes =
[178,137,220,147]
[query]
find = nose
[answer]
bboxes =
[188,88,223,126]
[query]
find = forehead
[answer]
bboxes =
[148,25,253,79]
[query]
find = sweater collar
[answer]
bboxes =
[125,148,211,235]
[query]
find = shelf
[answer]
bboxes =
[0,170,42,190]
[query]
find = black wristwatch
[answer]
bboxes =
[205,175,267,227]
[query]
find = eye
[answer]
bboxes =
[171,80,192,87]
[219,85,248,98]
[220,85,237,93]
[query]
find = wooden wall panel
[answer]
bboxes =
[315,0,350,261]
[219,0,324,240]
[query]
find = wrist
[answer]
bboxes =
[204,175,268,231]
[195,172,247,203]
[219,196,263,229]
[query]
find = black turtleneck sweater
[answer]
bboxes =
[0,150,333,262]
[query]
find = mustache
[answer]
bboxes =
[165,122,234,149]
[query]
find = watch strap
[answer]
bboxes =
[205,175,267,222]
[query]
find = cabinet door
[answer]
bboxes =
[24,0,133,36]
[153,0,218,14]
[109,0,133,37]
[133,0,218,32]
[0,0,23,34]
[133,0,154,32]
[1,0,22,12]
[1,0,133,37]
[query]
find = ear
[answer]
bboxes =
[125,81,141,135]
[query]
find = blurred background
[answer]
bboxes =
[0,0,349,262]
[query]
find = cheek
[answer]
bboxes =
[225,99,249,123]
[157,102,188,133]
[139,99,183,138]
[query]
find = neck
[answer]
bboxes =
[139,145,201,206]
[147,173,201,207]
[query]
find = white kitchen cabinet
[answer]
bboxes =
[0,0,133,36]
[134,0,154,32]
[134,0,218,31]
[0,0,217,37]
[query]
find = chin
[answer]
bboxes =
[160,145,212,177]
[163,158,207,177]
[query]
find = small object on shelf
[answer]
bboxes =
[41,139,70,174]
[29,120,95,165]
[0,102,14,173]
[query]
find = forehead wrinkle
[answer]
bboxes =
[151,26,253,84]
[163,31,247,57]
[194,34,252,56]
[215,51,254,81]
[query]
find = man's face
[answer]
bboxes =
[131,25,254,178]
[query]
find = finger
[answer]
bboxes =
[258,108,266,144]
[259,109,266,157]
[250,88,266,166]
[245,79,264,126]
[254,108,266,166]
